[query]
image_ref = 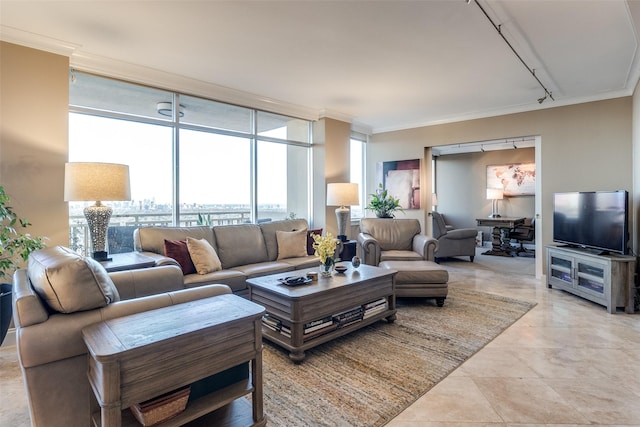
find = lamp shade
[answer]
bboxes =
[327,183,359,207]
[64,162,131,202]
[486,188,504,201]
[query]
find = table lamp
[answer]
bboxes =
[327,183,359,242]
[486,188,504,218]
[64,162,131,261]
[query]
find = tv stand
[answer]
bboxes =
[546,245,636,313]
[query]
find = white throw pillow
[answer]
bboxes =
[186,237,222,274]
[276,229,308,260]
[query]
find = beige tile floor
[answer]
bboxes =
[388,248,640,426]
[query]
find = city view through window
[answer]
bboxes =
[69,72,312,255]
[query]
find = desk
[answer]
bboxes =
[82,294,266,427]
[476,217,525,257]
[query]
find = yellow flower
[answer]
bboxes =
[311,232,338,265]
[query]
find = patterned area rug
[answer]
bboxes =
[261,285,536,426]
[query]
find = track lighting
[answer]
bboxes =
[473,1,554,105]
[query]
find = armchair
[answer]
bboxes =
[431,211,477,262]
[357,218,438,266]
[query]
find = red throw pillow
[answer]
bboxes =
[307,228,323,255]
[164,239,196,275]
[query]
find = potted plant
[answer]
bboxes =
[366,183,403,218]
[0,185,46,344]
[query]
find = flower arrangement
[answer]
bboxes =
[311,232,338,267]
[366,183,403,218]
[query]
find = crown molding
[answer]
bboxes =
[0,25,79,56]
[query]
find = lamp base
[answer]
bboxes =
[488,214,502,218]
[92,251,112,262]
[337,234,348,242]
[335,206,350,242]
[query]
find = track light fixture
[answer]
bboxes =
[472,1,554,104]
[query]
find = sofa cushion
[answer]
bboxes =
[276,229,308,260]
[27,246,120,313]
[164,239,196,275]
[307,228,323,255]
[213,224,269,268]
[259,219,310,261]
[187,237,222,274]
[135,226,215,256]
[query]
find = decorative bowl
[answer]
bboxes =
[334,265,348,274]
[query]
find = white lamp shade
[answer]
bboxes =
[486,188,504,200]
[64,162,131,202]
[327,183,359,207]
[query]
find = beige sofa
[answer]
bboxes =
[134,218,322,297]
[13,246,236,427]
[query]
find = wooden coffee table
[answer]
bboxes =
[247,264,396,363]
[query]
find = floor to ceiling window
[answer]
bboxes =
[69,71,312,255]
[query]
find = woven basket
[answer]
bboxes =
[130,386,190,426]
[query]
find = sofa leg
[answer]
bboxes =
[436,297,446,307]
[469,255,474,262]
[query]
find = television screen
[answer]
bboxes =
[553,190,628,254]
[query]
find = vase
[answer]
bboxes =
[319,259,334,277]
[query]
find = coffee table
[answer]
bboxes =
[247,263,396,363]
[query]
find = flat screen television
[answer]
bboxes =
[553,190,629,255]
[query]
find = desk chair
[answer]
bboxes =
[509,218,535,256]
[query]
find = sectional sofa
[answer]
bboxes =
[133,218,324,297]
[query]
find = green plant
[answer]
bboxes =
[197,212,213,226]
[366,183,403,218]
[0,186,46,280]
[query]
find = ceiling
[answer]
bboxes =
[2,1,640,134]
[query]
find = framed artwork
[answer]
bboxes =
[375,159,421,209]
[486,162,535,196]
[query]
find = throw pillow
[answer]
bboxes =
[307,228,323,255]
[186,237,222,274]
[27,246,120,314]
[277,229,308,260]
[164,239,196,275]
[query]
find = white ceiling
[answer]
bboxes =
[2,0,640,134]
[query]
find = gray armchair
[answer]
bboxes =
[358,218,438,266]
[431,211,477,262]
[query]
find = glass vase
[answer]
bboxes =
[319,259,334,277]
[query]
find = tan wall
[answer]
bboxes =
[370,98,634,259]
[322,118,351,238]
[0,42,69,254]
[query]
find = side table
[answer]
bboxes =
[82,294,266,427]
[100,252,156,272]
[340,239,357,261]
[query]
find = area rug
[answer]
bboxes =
[260,285,536,426]
[0,285,535,427]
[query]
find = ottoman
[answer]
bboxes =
[379,260,449,307]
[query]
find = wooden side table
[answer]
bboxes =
[100,252,156,272]
[82,294,266,427]
[340,239,357,261]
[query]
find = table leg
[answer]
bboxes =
[482,226,514,257]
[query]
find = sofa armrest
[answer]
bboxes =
[412,234,439,261]
[357,232,381,265]
[109,265,184,300]
[17,284,232,369]
[138,250,180,268]
[446,228,478,240]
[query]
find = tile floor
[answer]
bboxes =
[387,249,640,426]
